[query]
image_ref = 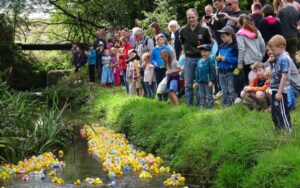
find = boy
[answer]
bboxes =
[86,44,97,83]
[241,62,270,110]
[195,44,215,108]
[268,35,292,133]
[216,26,238,106]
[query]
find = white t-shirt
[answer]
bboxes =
[144,64,156,82]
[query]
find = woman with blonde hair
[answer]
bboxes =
[168,20,182,60]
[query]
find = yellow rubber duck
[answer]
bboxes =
[74,179,81,185]
[58,150,64,158]
[139,171,152,179]
[48,170,56,177]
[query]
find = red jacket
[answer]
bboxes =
[119,43,132,71]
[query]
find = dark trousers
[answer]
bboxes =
[155,68,166,85]
[243,64,252,85]
[234,72,244,98]
[286,36,298,65]
[88,64,96,82]
[271,91,292,132]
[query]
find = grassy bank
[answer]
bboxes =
[83,87,300,187]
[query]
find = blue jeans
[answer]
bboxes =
[196,83,214,108]
[219,73,235,106]
[184,57,199,106]
[145,82,155,98]
[122,70,129,94]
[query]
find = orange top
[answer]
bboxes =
[249,76,270,93]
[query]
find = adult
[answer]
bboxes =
[134,28,154,58]
[179,8,212,106]
[201,4,215,38]
[211,0,229,44]
[236,15,266,84]
[253,0,267,7]
[119,37,133,94]
[223,0,247,32]
[277,0,300,66]
[149,22,162,47]
[168,20,182,60]
[134,28,155,97]
[250,3,263,27]
[93,30,107,80]
[122,28,136,47]
[258,5,282,44]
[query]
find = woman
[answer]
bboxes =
[150,22,164,46]
[119,37,132,94]
[236,15,266,84]
[168,20,182,60]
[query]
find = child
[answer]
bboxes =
[143,53,156,98]
[126,50,141,96]
[72,45,83,84]
[86,44,97,83]
[195,44,215,108]
[160,50,181,105]
[216,26,239,106]
[241,62,270,110]
[268,35,292,133]
[101,49,114,86]
[111,47,121,86]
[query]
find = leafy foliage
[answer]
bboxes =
[0,83,72,163]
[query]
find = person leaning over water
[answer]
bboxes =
[179,8,212,106]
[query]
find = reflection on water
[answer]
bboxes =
[7,127,167,188]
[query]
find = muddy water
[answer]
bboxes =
[6,116,168,187]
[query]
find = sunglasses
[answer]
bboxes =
[226,3,232,6]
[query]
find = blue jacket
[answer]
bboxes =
[195,57,215,84]
[217,41,238,70]
[150,45,172,68]
[87,50,97,65]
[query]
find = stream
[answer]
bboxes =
[5,113,172,188]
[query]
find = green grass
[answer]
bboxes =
[84,87,300,187]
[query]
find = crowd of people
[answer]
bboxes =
[71,0,300,133]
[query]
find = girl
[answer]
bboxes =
[111,47,121,86]
[101,49,114,86]
[236,14,265,85]
[160,50,181,105]
[142,53,156,98]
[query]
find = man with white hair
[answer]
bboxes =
[134,28,154,58]
[179,8,212,106]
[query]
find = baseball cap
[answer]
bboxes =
[217,26,235,35]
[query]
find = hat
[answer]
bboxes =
[217,26,235,35]
[156,33,166,40]
[197,44,212,51]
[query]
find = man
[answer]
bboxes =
[134,28,154,58]
[277,0,300,67]
[179,8,212,106]
[223,0,247,31]
[211,0,228,44]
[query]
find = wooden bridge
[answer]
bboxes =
[16,43,88,51]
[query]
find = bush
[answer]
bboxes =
[86,88,300,187]
[0,83,72,163]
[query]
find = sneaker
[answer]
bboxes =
[234,97,242,104]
